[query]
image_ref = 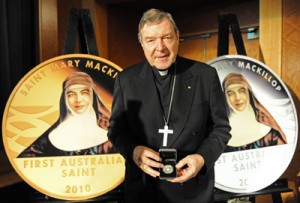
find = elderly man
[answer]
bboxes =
[108,8,231,203]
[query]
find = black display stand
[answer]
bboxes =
[215,12,292,203]
[63,8,99,55]
[217,12,247,56]
[214,178,292,203]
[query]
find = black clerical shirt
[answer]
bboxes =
[151,64,176,120]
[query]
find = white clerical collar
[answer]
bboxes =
[158,69,168,76]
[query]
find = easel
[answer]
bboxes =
[31,8,124,203]
[214,179,292,203]
[217,12,246,56]
[63,8,98,55]
[214,12,292,203]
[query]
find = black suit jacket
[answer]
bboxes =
[108,56,231,203]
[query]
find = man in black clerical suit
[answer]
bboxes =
[108,8,231,203]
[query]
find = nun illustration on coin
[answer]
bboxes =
[18,71,116,157]
[222,73,287,152]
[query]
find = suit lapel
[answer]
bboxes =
[168,57,197,147]
[134,62,165,136]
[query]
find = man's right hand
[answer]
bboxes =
[133,145,163,178]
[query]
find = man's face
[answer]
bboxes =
[66,84,92,114]
[140,18,179,70]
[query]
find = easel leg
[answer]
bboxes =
[272,193,283,203]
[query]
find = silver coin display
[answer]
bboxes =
[208,55,298,193]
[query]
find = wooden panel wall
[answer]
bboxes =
[176,0,259,62]
[106,0,259,68]
[282,0,300,98]
[107,7,144,69]
[259,0,282,75]
[38,0,58,62]
[258,1,300,202]
[281,0,300,202]
[39,0,108,62]
[179,33,259,63]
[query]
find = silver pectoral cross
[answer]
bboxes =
[158,124,173,147]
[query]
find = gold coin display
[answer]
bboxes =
[2,54,125,200]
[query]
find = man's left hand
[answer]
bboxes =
[168,154,205,183]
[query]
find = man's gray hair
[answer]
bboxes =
[138,8,179,43]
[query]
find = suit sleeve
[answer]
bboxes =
[107,75,138,163]
[196,68,231,173]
